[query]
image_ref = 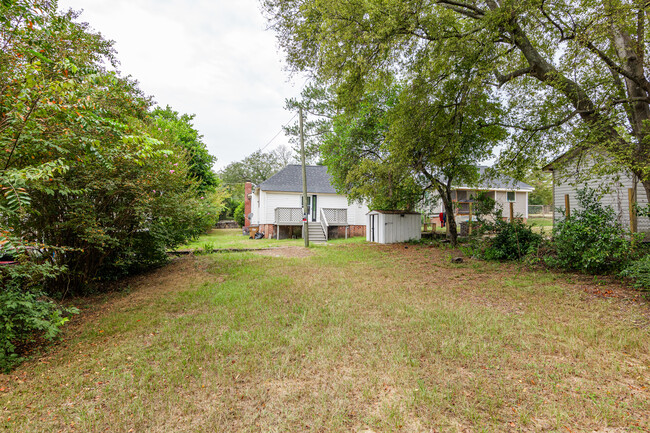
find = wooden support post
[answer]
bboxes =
[509,202,514,223]
[565,194,571,218]
[469,202,473,234]
[345,226,348,239]
[629,188,638,233]
[277,225,279,240]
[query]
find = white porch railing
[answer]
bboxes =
[275,207,303,225]
[320,208,329,241]
[322,208,348,225]
[274,207,348,226]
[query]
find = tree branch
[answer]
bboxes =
[495,67,532,86]
[485,110,579,132]
[583,40,650,94]
[436,1,486,17]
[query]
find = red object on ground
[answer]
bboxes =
[439,212,444,227]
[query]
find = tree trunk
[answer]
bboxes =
[642,180,650,211]
[436,184,458,247]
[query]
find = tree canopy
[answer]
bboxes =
[263,0,650,199]
[218,146,297,202]
[0,1,224,294]
[150,106,218,193]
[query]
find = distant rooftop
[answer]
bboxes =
[258,165,337,194]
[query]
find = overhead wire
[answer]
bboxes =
[258,112,298,152]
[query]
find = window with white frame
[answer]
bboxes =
[507,191,516,202]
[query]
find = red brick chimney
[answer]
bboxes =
[244,181,252,227]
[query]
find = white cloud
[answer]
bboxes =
[59,0,304,168]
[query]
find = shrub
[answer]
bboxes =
[550,188,638,274]
[620,254,650,290]
[234,202,245,227]
[0,288,77,372]
[481,215,543,261]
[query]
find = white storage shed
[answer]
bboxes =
[366,210,422,244]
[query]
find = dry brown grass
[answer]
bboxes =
[1,244,649,432]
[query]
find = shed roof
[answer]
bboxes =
[367,210,421,215]
[258,165,337,194]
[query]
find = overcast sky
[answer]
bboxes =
[57,0,304,169]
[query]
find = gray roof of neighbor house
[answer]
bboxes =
[455,166,534,191]
[258,165,338,194]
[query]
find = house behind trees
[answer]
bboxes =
[543,151,650,234]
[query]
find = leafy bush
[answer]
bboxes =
[0,288,77,372]
[620,255,650,290]
[481,215,543,261]
[549,188,638,274]
[234,202,245,227]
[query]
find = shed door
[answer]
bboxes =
[370,214,377,242]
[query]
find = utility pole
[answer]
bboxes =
[300,106,309,247]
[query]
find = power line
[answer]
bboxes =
[259,112,298,152]
[258,76,311,152]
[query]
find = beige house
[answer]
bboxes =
[434,167,534,223]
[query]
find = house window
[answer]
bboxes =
[456,190,468,201]
[507,191,516,202]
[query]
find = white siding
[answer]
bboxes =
[251,190,261,225]
[256,190,370,226]
[367,212,421,244]
[261,191,302,224]
[552,153,649,233]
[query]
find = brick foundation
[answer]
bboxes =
[259,224,275,239]
[327,225,366,239]
[258,224,366,240]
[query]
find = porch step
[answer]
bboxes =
[307,224,327,243]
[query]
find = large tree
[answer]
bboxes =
[218,146,297,201]
[263,0,650,200]
[1,1,224,293]
[322,70,504,245]
[150,106,219,193]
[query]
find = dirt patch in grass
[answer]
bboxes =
[254,246,313,258]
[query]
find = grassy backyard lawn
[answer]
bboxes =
[179,228,303,250]
[2,237,649,431]
[528,217,553,227]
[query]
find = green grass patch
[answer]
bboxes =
[2,243,648,432]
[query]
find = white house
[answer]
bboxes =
[244,165,369,241]
[433,166,534,223]
[543,150,649,233]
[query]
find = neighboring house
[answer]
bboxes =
[543,150,649,233]
[244,165,369,241]
[434,166,534,223]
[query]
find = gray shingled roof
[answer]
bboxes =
[258,165,337,194]
[455,166,533,191]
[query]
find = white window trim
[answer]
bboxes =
[506,191,516,202]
